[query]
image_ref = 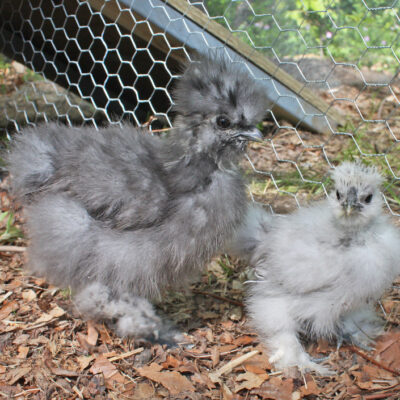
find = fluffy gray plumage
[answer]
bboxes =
[7,55,268,342]
[231,162,400,374]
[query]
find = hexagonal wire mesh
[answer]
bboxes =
[0,0,399,218]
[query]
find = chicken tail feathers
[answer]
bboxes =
[6,124,61,201]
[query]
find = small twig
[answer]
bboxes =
[72,386,83,400]
[22,319,59,331]
[142,115,157,128]
[48,377,71,394]
[347,345,400,376]
[192,289,244,307]
[12,388,41,398]
[0,245,26,253]
[183,347,240,359]
[209,350,259,382]
[0,291,13,304]
[107,347,144,362]
[150,127,171,133]
[364,391,400,400]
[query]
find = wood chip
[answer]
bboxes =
[209,350,259,383]
[86,321,99,346]
[107,347,144,362]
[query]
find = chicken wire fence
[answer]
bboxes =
[0,0,399,218]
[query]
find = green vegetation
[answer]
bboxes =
[0,211,23,243]
[205,0,400,71]
[0,54,43,94]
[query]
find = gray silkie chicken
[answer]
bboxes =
[7,54,268,343]
[231,162,400,374]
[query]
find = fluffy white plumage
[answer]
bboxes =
[231,162,400,374]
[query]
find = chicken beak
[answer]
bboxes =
[343,204,355,217]
[342,186,359,217]
[238,128,263,142]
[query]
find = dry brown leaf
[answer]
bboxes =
[178,363,198,374]
[76,332,93,352]
[299,376,320,397]
[161,355,181,369]
[90,354,123,380]
[138,362,195,395]
[6,279,23,290]
[34,305,65,324]
[219,344,237,353]
[220,332,234,344]
[13,333,29,345]
[0,365,6,374]
[221,320,234,330]
[234,371,269,392]
[87,321,99,346]
[374,330,400,370]
[362,364,394,380]
[133,382,155,399]
[245,364,267,375]
[28,336,49,346]
[242,354,272,372]
[0,300,18,320]
[44,349,80,378]
[233,335,256,347]
[96,323,113,344]
[77,355,95,371]
[17,345,29,359]
[90,354,134,394]
[251,377,294,400]
[191,372,216,390]
[21,289,36,302]
[352,370,382,390]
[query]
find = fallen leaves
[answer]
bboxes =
[137,363,195,395]
[235,371,269,392]
[374,330,400,371]
[252,377,294,400]
[90,354,135,394]
[16,345,29,359]
[44,349,80,377]
[298,376,320,397]
[0,299,18,320]
[76,355,95,371]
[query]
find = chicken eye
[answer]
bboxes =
[216,115,231,130]
[336,190,341,200]
[364,194,373,204]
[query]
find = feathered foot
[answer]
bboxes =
[74,282,184,346]
[268,332,333,376]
